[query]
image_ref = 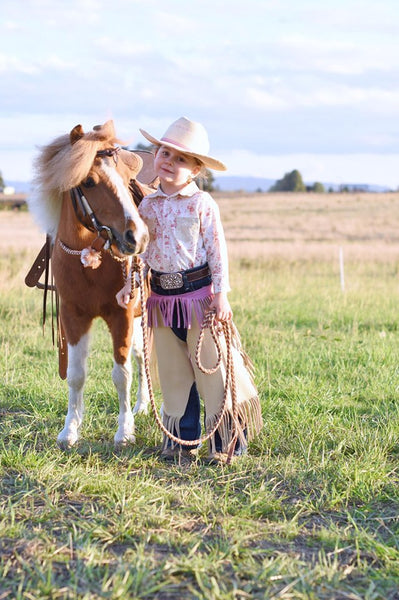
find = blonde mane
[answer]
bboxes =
[28,121,120,239]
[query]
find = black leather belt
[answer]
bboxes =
[151,264,211,290]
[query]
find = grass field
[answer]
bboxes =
[1,193,399,599]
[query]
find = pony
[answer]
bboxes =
[28,120,155,449]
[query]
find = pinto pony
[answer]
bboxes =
[28,121,154,449]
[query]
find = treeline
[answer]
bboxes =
[254,170,380,194]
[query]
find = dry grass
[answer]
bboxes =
[3,191,399,263]
[0,210,44,292]
[215,191,399,262]
[0,192,399,288]
[0,208,43,250]
[2,191,399,296]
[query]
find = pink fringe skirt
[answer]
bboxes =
[146,285,213,329]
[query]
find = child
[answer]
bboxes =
[116,117,262,463]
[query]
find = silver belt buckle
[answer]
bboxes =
[159,272,184,290]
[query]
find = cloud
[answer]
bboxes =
[273,34,397,76]
[152,10,197,35]
[0,53,38,75]
[3,0,104,27]
[0,0,398,189]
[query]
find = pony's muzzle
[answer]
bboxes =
[121,227,149,255]
[124,228,137,253]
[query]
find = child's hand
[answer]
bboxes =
[116,280,131,309]
[208,292,233,322]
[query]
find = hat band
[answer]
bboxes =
[161,137,199,153]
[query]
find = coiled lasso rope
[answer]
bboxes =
[133,256,242,463]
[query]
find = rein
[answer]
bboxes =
[133,256,242,464]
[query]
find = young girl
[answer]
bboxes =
[117,117,262,463]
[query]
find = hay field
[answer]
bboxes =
[3,191,399,263]
[215,191,399,263]
[0,208,43,250]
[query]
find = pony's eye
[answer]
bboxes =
[83,177,96,188]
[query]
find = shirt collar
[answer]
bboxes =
[145,181,200,199]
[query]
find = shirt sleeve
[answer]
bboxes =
[199,193,231,294]
[137,200,149,265]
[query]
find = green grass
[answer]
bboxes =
[1,251,399,599]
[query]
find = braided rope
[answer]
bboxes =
[133,256,241,459]
[108,246,130,263]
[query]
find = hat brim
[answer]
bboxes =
[139,129,227,171]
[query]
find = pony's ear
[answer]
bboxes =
[93,120,116,140]
[70,124,84,145]
[119,149,143,177]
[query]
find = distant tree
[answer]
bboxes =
[198,169,216,192]
[0,171,4,190]
[311,181,325,193]
[270,169,306,192]
[134,143,154,152]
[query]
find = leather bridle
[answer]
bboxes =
[69,147,121,246]
[70,186,113,246]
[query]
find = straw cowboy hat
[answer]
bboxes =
[139,117,227,171]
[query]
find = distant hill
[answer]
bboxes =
[4,180,33,194]
[4,177,392,195]
[215,176,275,192]
[6,177,278,194]
[321,182,391,193]
[214,175,392,193]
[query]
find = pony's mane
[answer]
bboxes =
[28,122,120,239]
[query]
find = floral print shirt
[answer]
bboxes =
[138,182,230,293]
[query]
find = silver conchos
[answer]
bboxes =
[159,272,184,290]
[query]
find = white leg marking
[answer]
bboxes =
[112,348,135,447]
[57,334,90,449]
[131,317,150,415]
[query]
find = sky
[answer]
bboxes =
[1,0,399,189]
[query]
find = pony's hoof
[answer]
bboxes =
[132,402,149,415]
[57,439,75,451]
[57,432,78,450]
[114,434,136,449]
